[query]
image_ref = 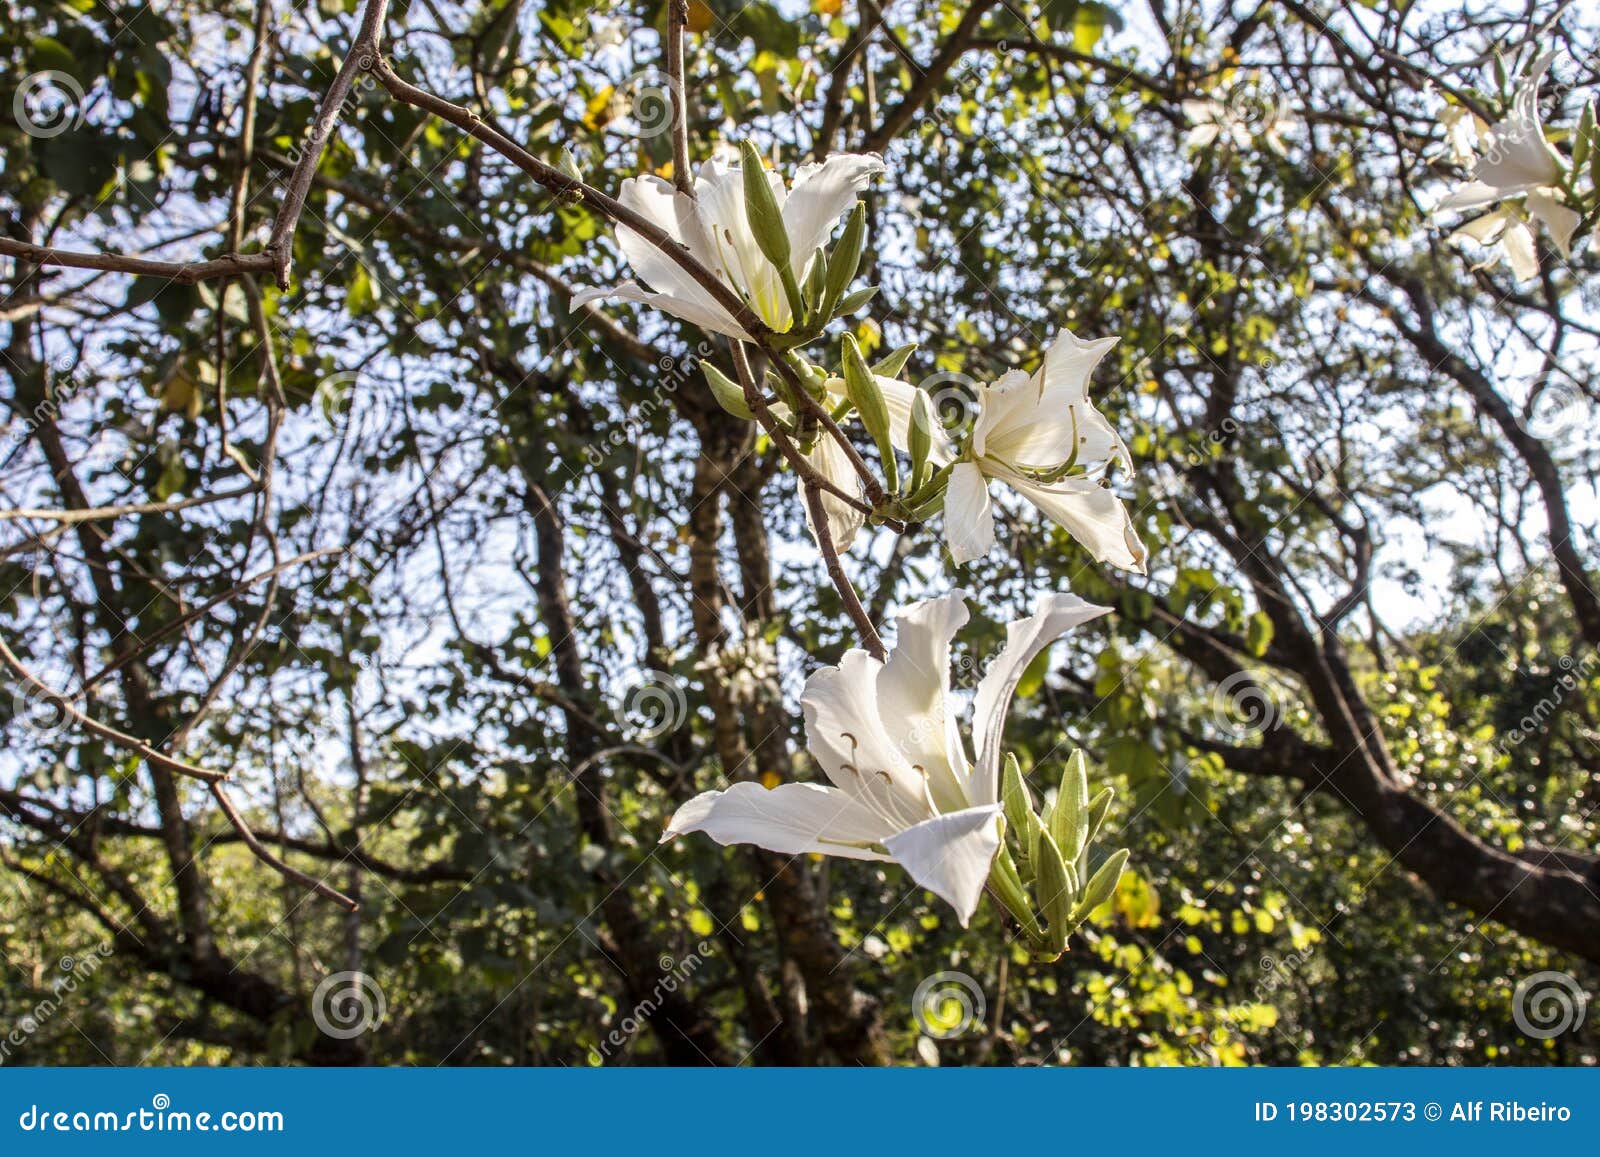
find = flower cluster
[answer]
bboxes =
[1435,53,1592,281]
[573,144,1140,933]
[664,591,1127,941]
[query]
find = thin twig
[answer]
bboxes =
[0,632,229,784]
[209,782,360,910]
[665,0,693,196]
[803,482,886,660]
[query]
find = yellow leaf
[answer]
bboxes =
[687,0,715,33]
[815,0,843,13]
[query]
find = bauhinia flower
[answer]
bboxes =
[1182,76,1295,155]
[663,591,1112,925]
[887,328,1147,573]
[572,150,885,339]
[1436,54,1579,281]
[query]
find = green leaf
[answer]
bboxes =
[1246,610,1274,657]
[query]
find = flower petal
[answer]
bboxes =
[1001,470,1147,574]
[1477,53,1563,192]
[945,461,997,565]
[882,804,1004,926]
[1435,181,1506,215]
[800,433,866,553]
[970,594,1113,805]
[613,175,746,335]
[696,156,792,331]
[1527,190,1580,258]
[782,153,886,280]
[803,651,932,825]
[877,592,974,813]
[985,328,1126,470]
[665,781,894,860]
[878,375,955,464]
[571,280,750,340]
[1502,217,1540,281]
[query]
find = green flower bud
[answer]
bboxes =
[908,388,936,494]
[870,343,917,379]
[1075,848,1130,922]
[1000,752,1036,862]
[739,140,791,270]
[833,285,878,317]
[1052,749,1091,865]
[841,334,899,494]
[1035,829,1077,954]
[820,202,866,319]
[702,362,755,421]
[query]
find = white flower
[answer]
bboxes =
[1436,54,1578,281]
[572,151,885,339]
[1181,77,1295,154]
[1183,97,1253,152]
[663,591,1111,924]
[882,328,1146,573]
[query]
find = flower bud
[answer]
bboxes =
[702,362,755,421]
[1075,848,1129,922]
[1035,829,1077,954]
[870,343,917,379]
[820,202,866,319]
[841,334,899,493]
[908,388,936,493]
[1051,749,1091,865]
[739,140,792,271]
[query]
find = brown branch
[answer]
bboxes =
[0,631,229,785]
[665,0,693,196]
[804,481,886,661]
[269,0,393,286]
[208,784,359,910]
[0,238,275,284]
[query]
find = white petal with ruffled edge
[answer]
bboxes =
[1502,217,1541,281]
[665,781,894,860]
[610,175,748,336]
[802,651,931,822]
[1527,190,1580,258]
[876,592,973,813]
[883,804,1004,927]
[799,433,865,553]
[945,461,997,565]
[983,330,1126,470]
[1476,53,1563,193]
[1001,469,1147,575]
[571,280,750,340]
[970,593,1112,803]
[782,153,886,280]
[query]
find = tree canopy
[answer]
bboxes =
[1,0,1597,1065]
